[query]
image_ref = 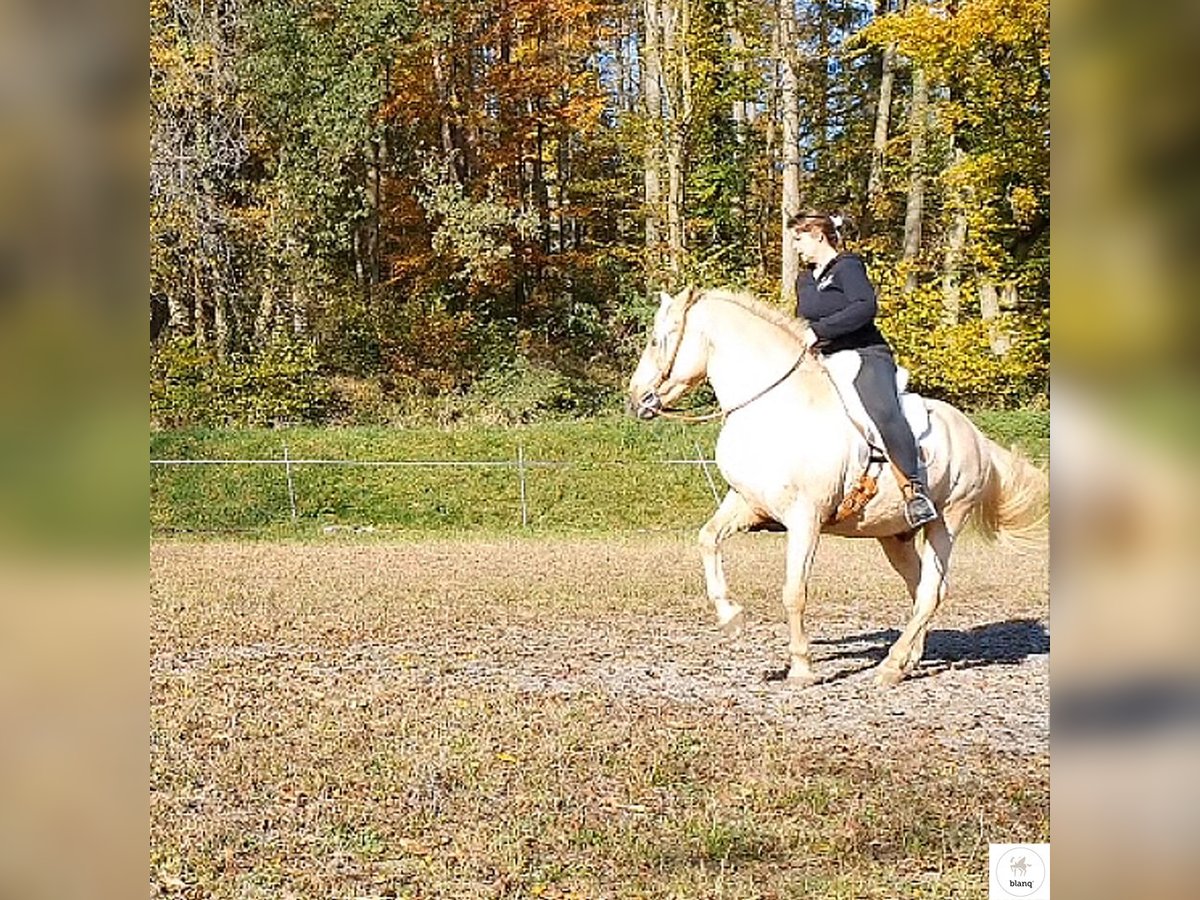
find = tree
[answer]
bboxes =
[866,0,901,226]
[862,0,1050,299]
[151,0,1050,426]
[778,0,802,303]
[151,0,250,359]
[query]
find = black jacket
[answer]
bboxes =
[794,253,890,354]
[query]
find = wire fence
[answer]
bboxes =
[151,442,1048,533]
[151,442,725,530]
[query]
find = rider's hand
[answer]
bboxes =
[802,327,819,349]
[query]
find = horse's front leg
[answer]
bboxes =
[781,510,822,685]
[698,490,766,635]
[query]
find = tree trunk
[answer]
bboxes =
[364,139,382,296]
[192,266,208,350]
[779,0,802,304]
[902,61,928,294]
[557,129,569,254]
[534,117,550,256]
[642,0,665,285]
[760,11,781,283]
[213,277,230,362]
[663,0,688,274]
[868,57,897,224]
[941,143,969,324]
[729,2,748,135]
[167,290,192,335]
[255,277,276,346]
[614,14,630,115]
[811,0,830,175]
[867,1,900,222]
[432,48,464,183]
[979,281,1012,355]
[666,136,685,274]
[291,282,308,336]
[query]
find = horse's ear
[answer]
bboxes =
[677,284,699,307]
[658,290,673,308]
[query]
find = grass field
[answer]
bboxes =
[150,410,1048,536]
[151,532,1049,899]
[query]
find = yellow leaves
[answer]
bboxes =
[150,40,183,75]
[151,25,223,108]
[954,0,1049,52]
[873,260,1045,405]
[858,0,1048,74]
[494,751,520,764]
[857,4,954,70]
[1008,185,1042,227]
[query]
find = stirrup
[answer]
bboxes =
[904,490,938,528]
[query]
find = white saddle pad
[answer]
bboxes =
[897,366,932,443]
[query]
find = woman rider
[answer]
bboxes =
[787,209,938,528]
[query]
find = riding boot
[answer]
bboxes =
[902,480,938,528]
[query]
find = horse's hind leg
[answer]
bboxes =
[875,519,954,686]
[699,490,767,635]
[878,534,921,606]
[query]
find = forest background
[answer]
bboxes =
[150,0,1049,428]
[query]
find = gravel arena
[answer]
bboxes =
[151,532,1049,899]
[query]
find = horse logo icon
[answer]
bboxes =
[990,843,1048,898]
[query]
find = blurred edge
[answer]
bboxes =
[0,2,146,900]
[1053,1,1200,898]
[2,0,1200,897]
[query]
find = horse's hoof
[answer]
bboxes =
[873,664,906,688]
[786,665,819,687]
[717,608,745,637]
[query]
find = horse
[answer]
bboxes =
[1010,856,1029,878]
[626,286,1048,687]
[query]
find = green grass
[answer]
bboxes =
[966,407,1049,462]
[150,410,1048,536]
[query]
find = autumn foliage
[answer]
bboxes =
[151,0,1049,425]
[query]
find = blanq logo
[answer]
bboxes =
[989,843,1049,899]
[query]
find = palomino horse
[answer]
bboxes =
[627,286,1047,686]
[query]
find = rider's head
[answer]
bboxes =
[787,210,845,264]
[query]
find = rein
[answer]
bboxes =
[653,350,809,423]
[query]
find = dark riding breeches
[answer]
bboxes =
[850,345,921,484]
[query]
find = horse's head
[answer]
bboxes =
[627,286,708,419]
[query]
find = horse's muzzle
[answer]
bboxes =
[633,391,662,420]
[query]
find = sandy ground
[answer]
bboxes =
[151,532,1049,897]
[152,531,1048,758]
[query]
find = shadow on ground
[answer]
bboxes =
[801,617,1049,682]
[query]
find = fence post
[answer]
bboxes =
[282,442,298,523]
[694,440,720,507]
[517,444,529,528]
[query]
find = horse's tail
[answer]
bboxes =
[971,440,1049,546]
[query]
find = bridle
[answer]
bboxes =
[636,289,811,423]
[636,286,700,417]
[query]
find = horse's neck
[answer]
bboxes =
[701,300,828,410]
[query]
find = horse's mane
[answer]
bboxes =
[699,287,810,346]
